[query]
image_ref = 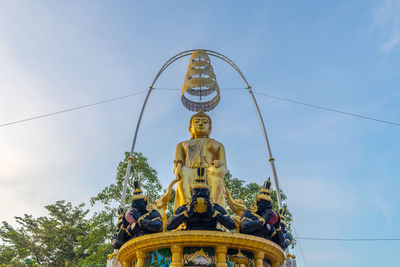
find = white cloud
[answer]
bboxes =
[373,0,400,52]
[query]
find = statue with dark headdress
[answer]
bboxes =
[112,177,163,249]
[239,178,287,249]
[166,167,236,231]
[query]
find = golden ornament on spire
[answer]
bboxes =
[181,50,220,111]
[255,177,272,202]
[130,177,148,202]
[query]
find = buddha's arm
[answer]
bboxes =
[174,143,185,178]
[216,144,227,168]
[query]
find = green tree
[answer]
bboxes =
[75,208,115,266]
[76,152,163,266]
[0,200,88,266]
[91,152,162,208]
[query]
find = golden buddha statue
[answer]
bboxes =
[173,110,227,211]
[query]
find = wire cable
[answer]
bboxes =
[3,88,398,129]
[297,237,400,241]
[254,91,400,127]
[0,91,147,128]
[293,224,308,267]
[154,88,400,126]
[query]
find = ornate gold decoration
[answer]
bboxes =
[279,207,286,221]
[181,50,220,112]
[255,178,272,203]
[192,168,209,189]
[130,177,149,202]
[193,197,208,213]
[229,250,250,267]
[151,178,178,230]
[117,231,285,267]
[226,188,247,231]
[187,248,213,265]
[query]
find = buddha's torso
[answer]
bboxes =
[179,138,223,168]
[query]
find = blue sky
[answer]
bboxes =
[1,1,399,266]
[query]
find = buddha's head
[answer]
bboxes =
[189,110,212,139]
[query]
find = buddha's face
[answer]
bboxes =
[190,116,211,138]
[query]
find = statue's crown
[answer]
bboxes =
[192,167,209,189]
[256,178,272,202]
[131,177,147,201]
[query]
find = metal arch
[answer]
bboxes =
[120,49,283,210]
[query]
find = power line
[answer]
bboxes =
[254,91,400,127]
[155,87,400,127]
[0,91,147,128]
[297,237,400,241]
[2,88,398,129]
[293,225,308,267]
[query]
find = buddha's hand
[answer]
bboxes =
[174,162,182,180]
[213,160,224,168]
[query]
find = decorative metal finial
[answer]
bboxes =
[181,50,220,111]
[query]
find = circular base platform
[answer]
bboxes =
[117,230,285,267]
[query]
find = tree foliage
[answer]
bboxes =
[74,208,114,266]
[78,151,163,266]
[91,152,162,208]
[0,201,88,266]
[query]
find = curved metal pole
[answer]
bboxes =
[120,87,153,208]
[119,49,283,210]
[247,87,282,208]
